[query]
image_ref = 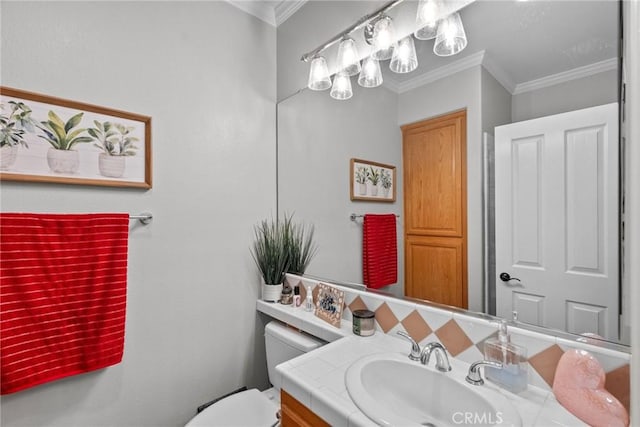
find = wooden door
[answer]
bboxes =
[402,110,467,308]
[495,103,619,339]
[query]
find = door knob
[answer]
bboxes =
[499,272,521,283]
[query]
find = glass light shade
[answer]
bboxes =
[371,16,396,61]
[358,56,383,88]
[307,56,331,91]
[330,72,353,100]
[336,37,361,76]
[434,12,468,56]
[414,0,442,40]
[390,36,418,73]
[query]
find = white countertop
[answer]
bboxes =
[257,300,587,427]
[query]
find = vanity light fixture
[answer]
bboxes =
[336,37,362,76]
[307,56,331,91]
[370,15,397,61]
[302,0,471,100]
[358,55,383,88]
[330,71,353,100]
[390,35,418,73]
[415,0,442,40]
[434,12,468,56]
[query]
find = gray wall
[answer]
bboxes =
[278,85,404,297]
[481,69,513,133]
[511,69,618,122]
[397,66,484,312]
[0,2,275,426]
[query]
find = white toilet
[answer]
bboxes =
[185,320,326,426]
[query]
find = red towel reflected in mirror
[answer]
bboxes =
[362,214,397,289]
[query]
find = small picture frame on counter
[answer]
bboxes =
[314,283,345,328]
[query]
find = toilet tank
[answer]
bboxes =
[264,321,326,390]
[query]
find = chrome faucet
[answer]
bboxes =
[420,342,452,372]
[396,331,421,361]
[465,360,503,386]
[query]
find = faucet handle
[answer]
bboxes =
[396,331,421,361]
[465,360,503,386]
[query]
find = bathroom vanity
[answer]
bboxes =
[257,275,630,426]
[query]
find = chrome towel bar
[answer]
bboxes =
[130,213,153,225]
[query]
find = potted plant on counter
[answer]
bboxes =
[89,120,139,178]
[37,111,92,174]
[0,101,35,170]
[251,217,290,302]
[283,213,317,276]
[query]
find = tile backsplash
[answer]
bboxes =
[284,274,631,414]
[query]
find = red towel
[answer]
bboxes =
[0,213,129,395]
[362,214,397,289]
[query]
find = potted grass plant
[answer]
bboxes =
[283,213,317,276]
[251,217,290,302]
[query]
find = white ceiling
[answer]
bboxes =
[228,0,618,94]
[406,0,618,88]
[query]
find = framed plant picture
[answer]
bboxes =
[314,283,345,328]
[350,158,396,202]
[0,86,152,188]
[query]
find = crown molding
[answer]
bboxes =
[275,1,308,26]
[225,0,307,27]
[481,53,516,94]
[513,57,618,95]
[381,76,401,93]
[225,0,276,26]
[388,50,486,94]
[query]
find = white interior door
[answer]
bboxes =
[495,103,619,340]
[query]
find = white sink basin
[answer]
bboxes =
[345,353,522,427]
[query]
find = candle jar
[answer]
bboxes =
[352,309,375,336]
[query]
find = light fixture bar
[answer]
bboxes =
[300,0,404,63]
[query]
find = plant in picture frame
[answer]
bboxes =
[355,165,368,195]
[0,101,36,170]
[367,166,380,196]
[37,111,92,174]
[380,169,392,197]
[89,121,139,178]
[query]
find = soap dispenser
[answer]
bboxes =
[483,320,527,393]
[304,285,314,312]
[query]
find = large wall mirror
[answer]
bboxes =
[277,0,629,347]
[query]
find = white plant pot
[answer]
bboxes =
[98,153,126,178]
[383,187,390,197]
[0,145,18,170]
[370,184,379,196]
[262,283,283,302]
[47,148,79,174]
[358,182,367,195]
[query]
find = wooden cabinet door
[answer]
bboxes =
[405,235,465,307]
[281,390,329,427]
[403,111,466,237]
[403,110,467,308]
